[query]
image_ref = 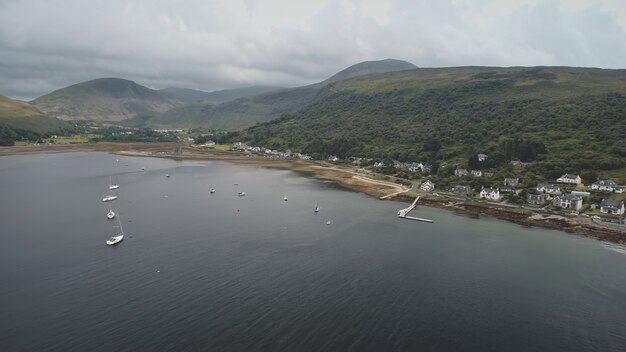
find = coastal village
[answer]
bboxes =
[227,142,626,224]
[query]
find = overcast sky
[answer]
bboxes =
[1,0,626,100]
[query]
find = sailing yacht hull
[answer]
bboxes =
[106,235,124,245]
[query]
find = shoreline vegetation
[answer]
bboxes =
[2,142,625,244]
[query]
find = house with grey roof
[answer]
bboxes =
[536,183,561,195]
[552,194,583,211]
[591,179,625,193]
[527,193,549,205]
[600,199,625,215]
[451,185,471,194]
[478,153,488,162]
[420,180,435,192]
[557,174,582,185]
[479,187,500,200]
[504,178,519,187]
[471,170,482,177]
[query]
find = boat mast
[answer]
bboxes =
[116,211,124,235]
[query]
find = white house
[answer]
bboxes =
[203,140,216,146]
[328,155,339,162]
[557,174,582,185]
[478,153,488,162]
[504,178,519,187]
[408,162,426,172]
[420,180,435,192]
[536,183,561,195]
[471,170,482,177]
[591,179,624,193]
[454,168,468,177]
[480,187,500,201]
[600,199,625,215]
[374,161,385,168]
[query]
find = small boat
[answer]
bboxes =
[106,214,125,246]
[238,192,246,197]
[314,205,320,213]
[108,175,120,190]
[107,206,116,219]
[141,167,146,171]
[102,195,118,202]
[210,189,216,194]
[165,174,170,178]
[284,196,288,201]
[326,220,332,225]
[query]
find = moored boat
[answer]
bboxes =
[102,195,118,202]
[106,212,125,245]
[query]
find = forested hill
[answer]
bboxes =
[124,59,418,130]
[234,66,626,177]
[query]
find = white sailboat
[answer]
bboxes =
[108,175,120,190]
[284,196,288,201]
[106,211,125,245]
[314,204,320,213]
[210,188,216,194]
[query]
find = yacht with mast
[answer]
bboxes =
[108,175,120,190]
[106,211,125,245]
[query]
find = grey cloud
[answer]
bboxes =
[1,0,626,100]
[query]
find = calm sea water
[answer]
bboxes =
[1,152,625,352]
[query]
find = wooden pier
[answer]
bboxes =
[397,196,433,223]
[399,215,434,223]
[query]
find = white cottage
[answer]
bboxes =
[480,187,500,201]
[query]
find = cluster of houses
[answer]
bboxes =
[231,142,312,160]
[372,160,432,173]
[454,168,494,178]
[431,172,625,216]
[528,174,624,215]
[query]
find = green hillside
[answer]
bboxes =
[233,66,626,181]
[31,78,185,122]
[0,94,69,145]
[125,59,418,130]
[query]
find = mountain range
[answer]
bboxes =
[26,59,417,130]
[2,59,626,181]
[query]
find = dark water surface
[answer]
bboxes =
[1,152,625,352]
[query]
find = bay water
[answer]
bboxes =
[1,152,625,351]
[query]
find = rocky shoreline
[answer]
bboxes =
[394,194,626,244]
